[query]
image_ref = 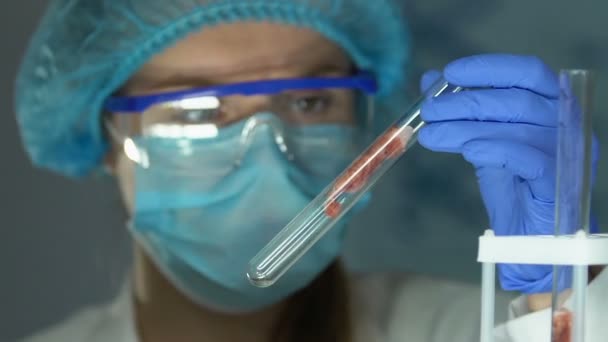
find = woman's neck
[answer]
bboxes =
[132,246,286,342]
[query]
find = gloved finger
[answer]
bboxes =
[475,167,554,237]
[419,69,442,93]
[418,121,556,155]
[421,88,558,127]
[462,139,555,201]
[498,264,555,294]
[444,54,559,98]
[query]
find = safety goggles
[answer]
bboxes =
[104,72,378,170]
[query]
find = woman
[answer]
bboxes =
[15,1,606,341]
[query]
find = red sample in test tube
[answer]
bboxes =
[324,126,414,218]
[552,310,572,342]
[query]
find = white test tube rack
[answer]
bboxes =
[477,230,608,342]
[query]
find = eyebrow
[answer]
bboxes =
[126,62,354,94]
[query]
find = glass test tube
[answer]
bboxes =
[551,69,595,342]
[247,78,463,287]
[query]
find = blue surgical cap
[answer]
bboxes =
[16,0,411,177]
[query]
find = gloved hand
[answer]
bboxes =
[417,54,599,294]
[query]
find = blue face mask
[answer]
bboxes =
[128,117,370,313]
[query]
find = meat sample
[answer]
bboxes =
[552,309,572,342]
[324,126,414,218]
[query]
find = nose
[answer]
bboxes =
[234,113,294,166]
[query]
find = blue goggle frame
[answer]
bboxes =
[104,71,378,113]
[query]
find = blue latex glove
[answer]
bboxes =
[418,54,599,293]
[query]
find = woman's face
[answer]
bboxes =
[108,22,354,213]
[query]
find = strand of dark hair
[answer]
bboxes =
[271,262,351,342]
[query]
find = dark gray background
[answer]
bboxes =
[1,3,131,340]
[1,1,606,341]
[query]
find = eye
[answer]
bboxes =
[290,95,331,114]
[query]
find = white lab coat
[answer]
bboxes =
[19,269,608,342]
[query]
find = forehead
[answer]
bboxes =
[125,22,353,94]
